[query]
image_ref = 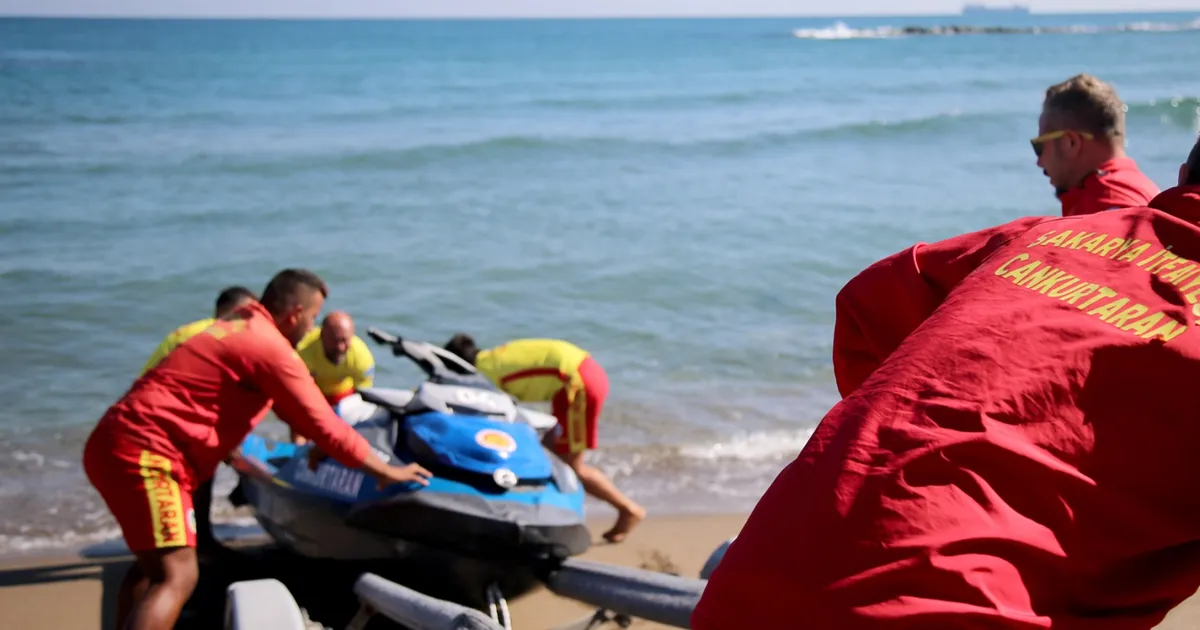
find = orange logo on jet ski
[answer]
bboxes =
[475,429,517,454]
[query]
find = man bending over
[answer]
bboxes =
[84,269,432,630]
[137,284,257,557]
[444,334,645,543]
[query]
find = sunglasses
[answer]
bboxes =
[1031,129,1095,157]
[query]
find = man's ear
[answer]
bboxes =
[284,303,303,327]
[1179,162,1190,187]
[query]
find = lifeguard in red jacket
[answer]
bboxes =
[694,137,1200,630]
[1033,73,1158,217]
[83,269,432,630]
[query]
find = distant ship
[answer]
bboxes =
[961,3,1031,14]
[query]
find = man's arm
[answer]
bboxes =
[350,340,376,390]
[248,339,433,486]
[832,216,1052,398]
[249,341,372,468]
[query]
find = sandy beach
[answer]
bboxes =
[5,510,1200,629]
[0,513,746,630]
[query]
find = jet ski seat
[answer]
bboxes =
[357,387,415,413]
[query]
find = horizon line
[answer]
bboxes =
[3,8,1199,21]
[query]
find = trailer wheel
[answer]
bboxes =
[225,578,310,630]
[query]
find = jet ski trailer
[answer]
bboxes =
[225,537,735,630]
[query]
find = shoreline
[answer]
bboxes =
[7,511,1200,629]
[0,501,749,562]
[0,513,747,630]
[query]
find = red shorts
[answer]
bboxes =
[83,422,197,553]
[551,356,608,456]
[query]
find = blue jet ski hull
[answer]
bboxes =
[234,413,590,568]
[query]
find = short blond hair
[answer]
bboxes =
[1043,74,1126,141]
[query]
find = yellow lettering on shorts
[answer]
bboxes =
[139,451,187,549]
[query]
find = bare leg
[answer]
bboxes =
[560,451,646,544]
[123,547,200,630]
[115,562,149,630]
[193,479,219,557]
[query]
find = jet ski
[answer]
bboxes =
[231,327,591,602]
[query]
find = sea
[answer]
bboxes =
[3,12,1200,556]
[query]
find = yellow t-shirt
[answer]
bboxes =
[139,318,216,376]
[474,339,590,403]
[295,328,376,403]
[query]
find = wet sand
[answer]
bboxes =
[0,513,745,630]
[5,511,1200,629]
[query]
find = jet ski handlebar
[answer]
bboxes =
[366,327,401,349]
[365,326,479,378]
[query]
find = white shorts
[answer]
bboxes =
[333,393,382,426]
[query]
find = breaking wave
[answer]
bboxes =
[792,18,1200,40]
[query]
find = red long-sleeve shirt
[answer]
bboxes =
[1058,157,1159,217]
[95,301,370,483]
[694,187,1200,629]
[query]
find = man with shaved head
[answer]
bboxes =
[291,310,378,442]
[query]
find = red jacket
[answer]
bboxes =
[694,186,1200,630]
[1058,157,1159,217]
[91,301,370,482]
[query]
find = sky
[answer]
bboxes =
[2,0,1199,18]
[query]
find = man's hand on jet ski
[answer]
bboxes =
[370,461,434,488]
[308,444,433,488]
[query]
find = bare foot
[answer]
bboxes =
[603,505,646,543]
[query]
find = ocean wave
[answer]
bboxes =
[1126,95,1200,131]
[25,97,1199,179]
[792,18,1200,40]
[0,110,257,127]
[0,526,123,555]
[157,112,1003,173]
[793,22,902,40]
[239,101,1196,170]
[0,49,89,64]
[677,428,815,461]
